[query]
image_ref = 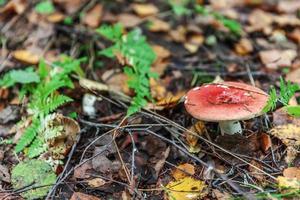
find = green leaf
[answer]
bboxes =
[96,23,123,41]
[262,87,277,113]
[38,59,48,80]
[10,69,40,84]
[285,106,300,117]
[35,0,55,14]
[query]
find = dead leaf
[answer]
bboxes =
[150,78,167,101]
[87,178,106,188]
[246,9,273,32]
[13,50,40,64]
[156,91,185,108]
[277,176,300,192]
[288,29,300,44]
[54,0,87,14]
[148,18,170,32]
[169,25,187,42]
[152,45,171,62]
[273,108,300,126]
[0,164,10,182]
[259,133,272,152]
[259,49,297,70]
[270,124,300,163]
[83,4,103,28]
[286,68,300,85]
[154,147,170,176]
[283,167,300,180]
[74,161,93,179]
[277,0,300,13]
[184,121,206,153]
[70,192,101,200]
[248,160,264,182]
[234,38,253,55]
[0,0,26,15]
[117,13,142,28]
[172,163,195,180]
[212,189,231,200]
[165,177,207,200]
[132,4,158,17]
[46,12,65,23]
[184,34,204,54]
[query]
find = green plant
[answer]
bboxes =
[97,24,157,115]
[0,0,6,6]
[168,0,191,16]
[35,0,55,14]
[263,78,300,116]
[0,56,85,157]
[11,159,56,200]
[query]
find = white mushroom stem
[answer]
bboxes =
[219,121,242,135]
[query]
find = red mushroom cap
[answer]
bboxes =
[184,82,269,122]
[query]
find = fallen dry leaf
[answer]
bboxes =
[169,25,187,42]
[165,177,207,200]
[283,167,300,180]
[117,13,142,28]
[172,163,195,180]
[13,50,40,64]
[0,164,10,183]
[259,49,297,70]
[87,178,106,188]
[132,3,158,17]
[273,108,300,126]
[212,189,231,200]
[184,34,204,54]
[277,176,300,193]
[286,68,300,85]
[184,121,206,153]
[246,9,273,32]
[54,0,87,14]
[288,29,300,44]
[83,4,103,28]
[277,0,300,13]
[74,161,93,179]
[70,192,101,200]
[148,18,170,32]
[0,0,27,16]
[248,160,264,182]
[150,78,167,101]
[259,133,272,152]
[46,12,65,23]
[270,124,300,163]
[234,38,253,55]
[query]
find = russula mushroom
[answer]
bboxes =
[184,82,269,135]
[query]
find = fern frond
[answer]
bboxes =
[41,94,73,115]
[27,137,46,158]
[15,119,40,153]
[38,78,67,101]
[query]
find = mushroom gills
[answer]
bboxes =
[219,121,242,135]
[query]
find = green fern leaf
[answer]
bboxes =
[41,94,73,115]
[15,119,40,153]
[27,137,46,158]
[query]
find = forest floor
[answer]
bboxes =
[0,0,300,200]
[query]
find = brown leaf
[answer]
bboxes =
[246,9,273,32]
[169,26,187,42]
[0,0,27,15]
[212,189,231,200]
[87,178,106,188]
[248,160,264,182]
[277,1,300,13]
[154,146,170,176]
[74,161,93,179]
[46,12,65,23]
[83,4,103,28]
[148,18,170,32]
[70,192,101,200]
[13,50,40,64]
[234,38,253,55]
[259,133,272,152]
[117,13,142,28]
[54,0,88,14]
[172,163,195,180]
[259,49,297,70]
[0,164,10,183]
[283,167,300,180]
[270,124,300,163]
[288,29,300,44]
[286,68,300,85]
[184,121,206,153]
[132,4,158,17]
[273,108,300,126]
[150,78,167,101]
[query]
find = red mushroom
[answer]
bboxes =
[184,82,269,135]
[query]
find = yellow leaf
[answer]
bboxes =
[87,178,106,188]
[270,124,300,163]
[165,177,207,200]
[172,163,195,180]
[184,121,206,153]
[277,176,300,191]
[132,4,158,17]
[13,50,40,64]
[47,12,65,23]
